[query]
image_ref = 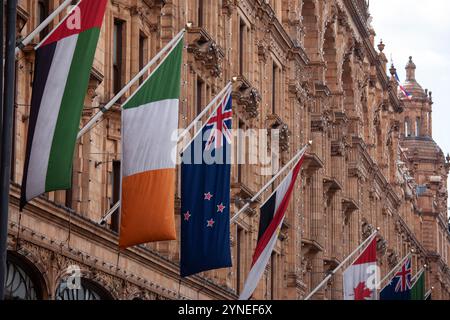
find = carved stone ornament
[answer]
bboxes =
[266,114,290,152]
[187,28,224,78]
[232,76,262,119]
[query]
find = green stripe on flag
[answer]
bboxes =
[123,38,183,110]
[46,28,101,191]
[411,271,425,300]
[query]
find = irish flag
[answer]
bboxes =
[20,0,107,209]
[119,36,184,248]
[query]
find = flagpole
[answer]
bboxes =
[230,143,310,224]
[99,201,120,225]
[424,288,432,300]
[178,82,232,142]
[77,29,186,139]
[304,230,378,300]
[377,252,412,291]
[0,0,17,300]
[411,267,425,286]
[97,81,233,225]
[15,0,74,55]
[34,0,83,51]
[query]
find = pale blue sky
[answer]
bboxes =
[371,0,450,215]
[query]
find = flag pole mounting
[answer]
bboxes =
[97,81,234,225]
[15,0,74,55]
[230,141,311,224]
[77,29,186,139]
[304,229,379,300]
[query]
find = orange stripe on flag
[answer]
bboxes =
[119,168,176,248]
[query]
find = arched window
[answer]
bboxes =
[5,252,45,300]
[404,118,410,137]
[55,278,113,300]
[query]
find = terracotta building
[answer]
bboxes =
[5,0,450,300]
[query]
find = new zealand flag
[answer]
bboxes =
[180,91,233,277]
[380,256,412,300]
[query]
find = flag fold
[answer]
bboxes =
[343,237,378,300]
[21,0,107,209]
[180,91,233,277]
[119,37,184,248]
[240,151,306,300]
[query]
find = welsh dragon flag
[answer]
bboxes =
[20,0,107,209]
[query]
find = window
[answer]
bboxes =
[113,20,124,94]
[237,120,245,183]
[239,19,246,75]
[139,33,148,85]
[110,160,121,232]
[38,1,49,40]
[415,118,420,137]
[5,252,45,300]
[236,227,243,294]
[272,63,279,114]
[196,78,204,115]
[65,185,73,209]
[55,278,113,300]
[404,119,410,137]
[198,0,204,27]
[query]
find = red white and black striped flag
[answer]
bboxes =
[20,0,107,209]
[239,147,307,300]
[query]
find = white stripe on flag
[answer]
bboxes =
[239,218,284,300]
[26,34,78,201]
[122,99,179,177]
[274,170,293,210]
[239,162,297,300]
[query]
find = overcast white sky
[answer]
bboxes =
[371,0,450,215]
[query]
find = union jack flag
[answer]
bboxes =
[380,255,413,300]
[394,256,412,292]
[205,90,233,150]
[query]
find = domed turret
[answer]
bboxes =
[402,56,427,99]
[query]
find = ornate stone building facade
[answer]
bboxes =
[6,0,450,300]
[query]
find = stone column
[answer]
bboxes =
[310,169,325,299]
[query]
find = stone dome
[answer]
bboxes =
[401,56,427,99]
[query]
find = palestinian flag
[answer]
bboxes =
[239,147,307,300]
[20,0,107,209]
[119,36,184,249]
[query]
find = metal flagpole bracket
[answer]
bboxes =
[77,28,186,139]
[304,230,378,300]
[15,0,74,55]
[99,202,121,226]
[377,252,412,290]
[95,81,233,226]
[230,143,310,224]
[178,82,232,144]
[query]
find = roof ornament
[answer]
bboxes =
[406,56,416,81]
